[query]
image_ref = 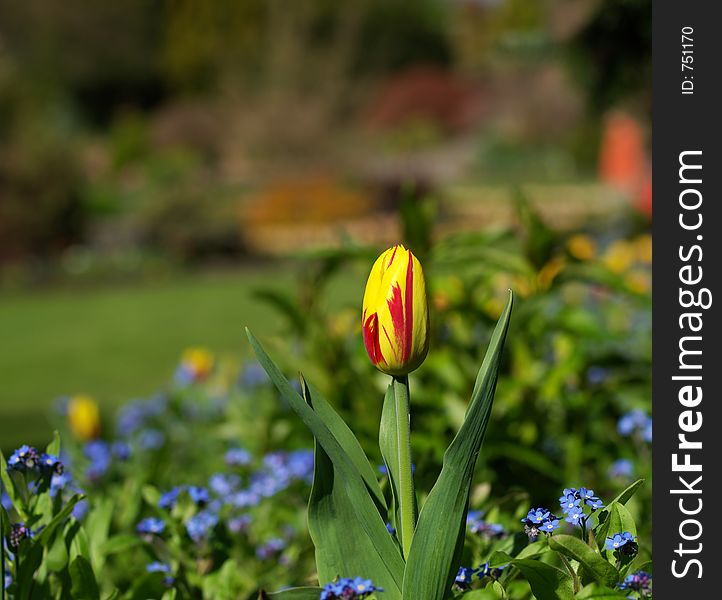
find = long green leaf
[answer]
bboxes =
[595,479,644,527]
[36,494,84,546]
[247,330,404,596]
[304,379,386,514]
[307,383,400,595]
[403,292,513,600]
[549,535,618,587]
[379,384,402,539]
[69,556,100,600]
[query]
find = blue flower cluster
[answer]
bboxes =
[7,445,63,476]
[558,487,604,527]
[520,508,559,540]
[116,395,168,438]
[83,440,131,481]
[466,511,506,539]
[618,570,651,595]
[320,577,382,599]
[146,562,174,586]
[158,485,210,510]
[618,410,652,443]
[609,458,635,480]
[454,563,505,590]
[605,531,638,556]
[137,517,166,536]
[255,537,286,560]
[186,511,219,543]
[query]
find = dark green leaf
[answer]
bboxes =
[304,379,386,514]
[512,559,575,600]
[17,543,45,600]
[549,535,618,587]
[596,480,644,526]
[379,384,402,539]
[248,331,404,597]
[488,551,514,568]
[36,494,84,547]
[402,292,513,600]
[575,583,628,599]
[596,503,637,556]
[70,556,100,600]
[45,528,69,571]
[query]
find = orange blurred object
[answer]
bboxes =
[599,112,648,191]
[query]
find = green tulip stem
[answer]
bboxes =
[393,374,416,559]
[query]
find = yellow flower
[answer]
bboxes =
[566,234,597,261]
[602,240,636,274]
[634,234,652,264]
[362,245,429,376]
[179,347,214,382]
[67,394,101,441]
[626,270,651,294]
[537,256,566,290]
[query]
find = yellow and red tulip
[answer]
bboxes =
[362,245,429,376]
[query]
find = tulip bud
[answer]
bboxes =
[362,245,429,375]
[67,394,101,441]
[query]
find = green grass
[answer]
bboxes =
[0,266,363,450]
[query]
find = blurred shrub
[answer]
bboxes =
[0,136,85,262]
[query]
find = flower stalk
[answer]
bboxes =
[393,375,416,559]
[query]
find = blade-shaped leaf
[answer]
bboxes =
[36,494,84,547]
[402,292,513,600]
[549,535,618,587]
[304,379,386,514]
[69,556,100,600]
[308,385,401,596]
[248,331,404,596]
[379,384,402,539]
[596,480,644,527]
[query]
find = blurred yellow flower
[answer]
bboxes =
[537,257,566,290]
[626,270,651,295]
[634,234,652,264]
[179,347,215,382]
[566,234,597,261]
[68,394,101,441]
[602,240,636,274]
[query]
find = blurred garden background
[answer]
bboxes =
[1,1,651,597]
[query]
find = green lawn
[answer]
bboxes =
[0,266,363,450]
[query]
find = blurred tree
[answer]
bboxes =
[0,0,166,125]
[563,0,651,115]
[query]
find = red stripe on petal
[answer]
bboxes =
[403,251,414,363]
[387,245,399,268]
[363,312,384,366]
[387,283,406,361]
